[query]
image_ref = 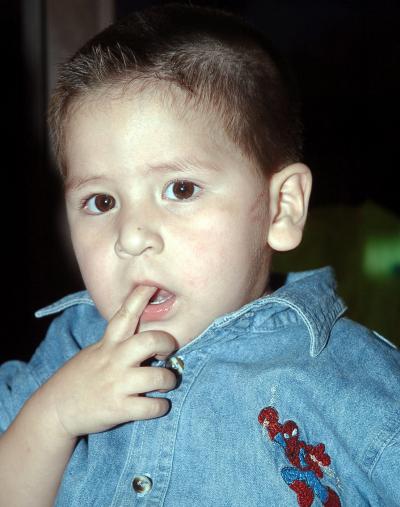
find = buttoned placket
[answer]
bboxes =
[109,348,209,506]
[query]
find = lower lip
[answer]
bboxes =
[141,295,177,322]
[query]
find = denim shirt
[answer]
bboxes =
[1,266,399,506]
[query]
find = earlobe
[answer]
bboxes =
[267,163,312,252]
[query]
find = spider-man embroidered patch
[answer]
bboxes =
[258,406,341,507]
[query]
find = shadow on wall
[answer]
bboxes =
[271,201,400,346]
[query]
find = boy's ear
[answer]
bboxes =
[267,162,312,251]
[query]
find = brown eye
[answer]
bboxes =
[166,180,201,200]
[84,194,115,214]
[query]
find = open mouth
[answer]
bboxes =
[148,288,175,305]
[142,288,177,322]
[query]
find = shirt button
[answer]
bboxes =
[165,355,185,374]
[132,475,153,494]
[165,356,185,387]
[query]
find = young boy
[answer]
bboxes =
[1,3,399,506]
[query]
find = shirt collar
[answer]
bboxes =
[264,266,348,357]
[35,266,347,358]
[181,265,347,358]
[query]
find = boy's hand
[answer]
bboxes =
[37,285,179,439]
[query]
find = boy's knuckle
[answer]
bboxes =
[110,380,122,399]
[151,367,166,386]
[163,367,175,384]
[161,332,178,351]
[105,322,120,339]
[163,368,177,387]
[136,399,152,419]
[100,387,116,412]
[145,331,159,349]
[118,304,132,319]
[116,398,128,417]
[151,398,169,417]
[132,396,169,420]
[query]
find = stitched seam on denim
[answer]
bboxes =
[182,317,300,358]
[134,423,147,498]
[215,300,272,328]
[216,325,303,353]
[369,424,400,480]
[158,351,210,504]
[110,424,136,507]
[179,303,295,355]
[365,411,400,479]
[265,298,315,342]
[208,319,291,347]
[214,297,297,330]
[253,311,300,331]
[183,301,313,355]
[34,297,95,317]
[180,281,341,352]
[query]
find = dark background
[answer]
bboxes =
[2,0,399,362]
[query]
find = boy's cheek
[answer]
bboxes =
[69,225,111,255]
[178,237,242,288]
[248,189,270,225]
[178,244,221,292]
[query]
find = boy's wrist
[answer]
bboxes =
[0,384,78,507]
[25,383,78,445]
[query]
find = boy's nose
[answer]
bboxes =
[115,225,164,258]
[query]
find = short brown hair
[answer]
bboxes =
[48,2,303,181]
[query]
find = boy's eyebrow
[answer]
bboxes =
[64,156,221,194]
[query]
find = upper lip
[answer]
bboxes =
[132,279,175,294]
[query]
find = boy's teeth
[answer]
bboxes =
[149,289,174,304]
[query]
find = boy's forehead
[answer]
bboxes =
[77,80,217,124]
[63,80,265,191]
[66,81,226,153]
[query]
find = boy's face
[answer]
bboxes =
[64,85,272,348]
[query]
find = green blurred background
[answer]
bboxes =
[271,201,400,347]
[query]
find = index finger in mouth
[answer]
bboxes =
[105,285,158,343]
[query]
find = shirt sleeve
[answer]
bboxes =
[0,359,41,433]
[0,308,82,434]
